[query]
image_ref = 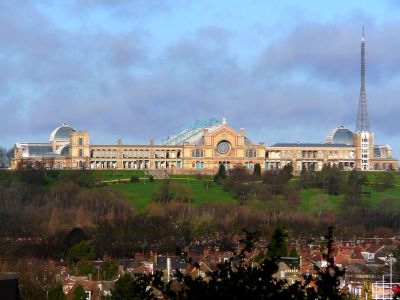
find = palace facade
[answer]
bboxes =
[11,119,397,173]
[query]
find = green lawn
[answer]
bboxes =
[0,170,18,181]
[298,189,344,213]
[93,170,145,181]
[110,179,236,212]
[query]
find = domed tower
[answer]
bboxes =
[326,125,354,145]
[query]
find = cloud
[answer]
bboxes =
[256,22,400,84]
[0,2,399,158]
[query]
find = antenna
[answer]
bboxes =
[356,26,370,132]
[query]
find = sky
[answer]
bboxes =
[1,0,399,157]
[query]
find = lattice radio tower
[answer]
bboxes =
[356,26,370,132]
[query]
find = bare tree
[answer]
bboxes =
[0,147,9,168]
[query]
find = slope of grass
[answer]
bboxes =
[93,170,145,181]
[298,189,344,213]
[111,180,160,212]
[111,179,236,212]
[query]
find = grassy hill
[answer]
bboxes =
[111,178,236,212]
[108,171,400,213]
[1,169,400,214]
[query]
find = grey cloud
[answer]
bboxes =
[0,4,399,157]
[66,0,174,19]
[256,22,400,84]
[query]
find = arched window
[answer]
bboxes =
[196,161,204,169]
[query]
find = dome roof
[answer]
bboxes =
[50,123,76,142]
[326,125,354,145]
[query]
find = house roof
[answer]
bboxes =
[270,143,353,148]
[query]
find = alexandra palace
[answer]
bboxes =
[11,32,398,173]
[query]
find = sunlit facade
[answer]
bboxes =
[11,119,397,173]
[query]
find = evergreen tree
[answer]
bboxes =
[288,247,299,258]
[66,240,96,266]
[253,163,261,178]
[112,273,138,300]
[48,283,66,300]
[73,284,86,300]
[213,164,226,183]
[100,258,118,280]
[267,224,288,258]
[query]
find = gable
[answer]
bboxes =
[206,125,244,147]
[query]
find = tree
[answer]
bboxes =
[76,262,95,276]
[313,227,345,300]
[288,247,300,267]
[344,170,367,208]
[262,168,291,196]
[64,228,90,251]
[383,171,395,189]
[213,164,226,183]
[111,273,137,300]
[73,284,87,300]
[253,163,261,178]
[16,159,47,185]
[318,164,343,195]
[99,258,118,280]
[66,240,96,266]
[376,196,400,216]
[153,180,171,204]
[122,229,345,299]
[60,170,97,188]
[170,182,193,203]
[281,163,293,180]
[299,168,316,189]
[289,247,299,258]
[48,282,67,300]
[232,181,250,205]
[267,224,288,258]
[0,147,9,168]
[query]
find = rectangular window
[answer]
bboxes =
[79,148,83,157]
[79,137,83,145]
[192,149,203,157]
[246,149,256,157]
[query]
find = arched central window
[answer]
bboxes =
[217,141,231,155]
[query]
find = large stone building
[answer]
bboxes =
[10,31,398,173]
[11,119,397,173]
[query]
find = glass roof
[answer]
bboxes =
[50,123,76,142]
[326,125,354,145]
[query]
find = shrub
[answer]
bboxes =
[148,175,154,182]
[130,176,140,183]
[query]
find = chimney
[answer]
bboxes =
[150,139,154,146]
[118,139,122,146]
